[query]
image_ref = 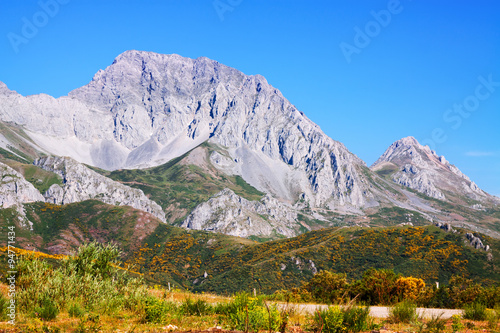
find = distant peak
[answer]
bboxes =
[395,136,420,147]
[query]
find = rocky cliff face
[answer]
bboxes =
[371,136,488,201]
[0,162,44,208]
[34,156,166,222]
[182,188,300,238]
[0,50,376,210]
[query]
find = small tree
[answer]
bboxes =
[302,271,349,304]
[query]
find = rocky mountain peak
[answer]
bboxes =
[372,136,488,202]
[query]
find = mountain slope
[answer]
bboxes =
[0,50,380,211]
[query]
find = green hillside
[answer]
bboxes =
[2,200,499,295]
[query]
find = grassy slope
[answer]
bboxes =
[2,200,499,295]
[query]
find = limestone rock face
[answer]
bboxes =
[372,136,488,201]
[34,156,165,222]
[182,188,299,238]
[0,50,376,210]
[0,162,44,208]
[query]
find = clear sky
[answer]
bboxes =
[1,0,499,196]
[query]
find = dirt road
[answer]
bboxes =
[285,304,463,319]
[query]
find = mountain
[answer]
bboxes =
[371,136,498,206]
[0,50,379,212]
[0,50,499,240]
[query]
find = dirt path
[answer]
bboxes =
[285,304,463,319]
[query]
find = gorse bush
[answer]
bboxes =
[463,302,487,321]
[388,300,418,323]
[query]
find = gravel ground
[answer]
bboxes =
[285,304,463,319]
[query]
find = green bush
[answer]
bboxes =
[180,297,213,316]
[425,313,446,333]
[0,293,8,321]
[224,293,281,332]
[16,242,149,318]
[34,296,59,321]
[144,296,177,323]
[311,306,345,333]
[67,302,85,318]
[451,314,464,333]
[463,302,487,321]
[388,300,417,323]
[342,305,371,332]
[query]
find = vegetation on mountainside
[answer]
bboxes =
[2,200,499,299]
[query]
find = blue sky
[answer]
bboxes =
[0,0,499,196]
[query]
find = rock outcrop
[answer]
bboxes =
[182,188,299,238]
[0,162,44,208]
[34,156,166,222]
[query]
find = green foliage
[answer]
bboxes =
[354,268,400,305]
[425,313,446,333]
[388,300,417,323]
[311,306,345,333]
[15,243,148,318]
[34,296,59,321]
[0,292,9,321]
[66,242,120,279]
[223,292,282,332]
[451,314,464,333]
[463,302,487,321]
[144,296,177,323]
[180,297,213,316]
[341,305,371,332]
[67,302,85,318]
[302,271,348,304]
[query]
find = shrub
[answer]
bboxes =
[34,296,59,321]
[180,297,213,316]
[342,305,371,332]
[303,271,349,304]
[225,293,281,332]
[0,293,8,321]
[144,296,177,323]
[451,314,464,333]
[67,302,85,318]
[463,302,487,321]
[388,300,417,323]
[311,306,345,333]
[486,308,499,330]
[425,313,446,333]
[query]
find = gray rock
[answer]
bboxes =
[0,162,45,208]
[34,156,165,222]
[182,188,299,238]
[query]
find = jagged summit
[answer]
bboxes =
[371,136,489,202]
[0,50,373,210]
